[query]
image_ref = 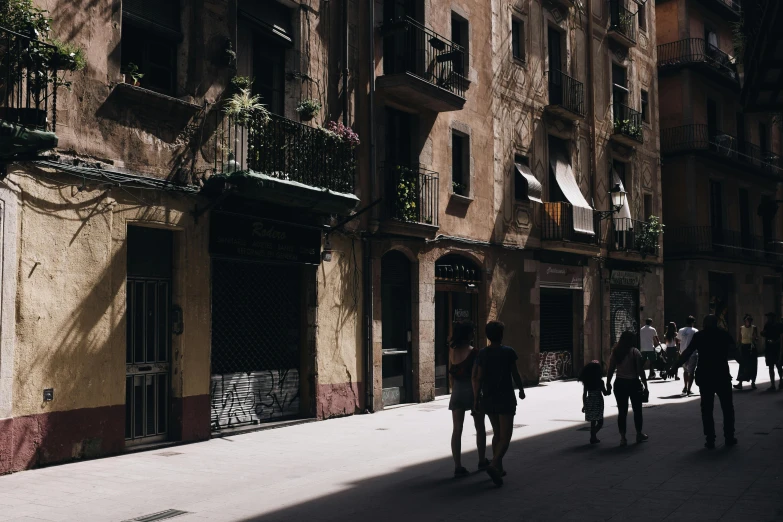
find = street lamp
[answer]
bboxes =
[596,183,627,220]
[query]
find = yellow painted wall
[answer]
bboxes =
[11,166,211,418]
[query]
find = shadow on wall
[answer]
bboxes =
[232,391,783,522]
[8,173,187,471]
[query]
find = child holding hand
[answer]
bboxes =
[579,360,609,444]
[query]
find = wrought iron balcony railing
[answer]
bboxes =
[542,201,599,244]
[612,103,644,143]
[610,218,659,255]
[381,16,467,98]
[384,164,439,227]
[0,26,59,132]
[548,69,585,118]
[660,124,783,175]
[657,38,738,83]
[211,111,356,194]
[608,1,637,44]
[665,226,783,262]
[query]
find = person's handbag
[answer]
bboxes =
[641,388,650,403]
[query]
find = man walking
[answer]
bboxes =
[639,318,660,380]
[761,312,783,391]
[678,316,699,395]
[678,315,737,449]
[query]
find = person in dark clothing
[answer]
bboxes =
[473,320,525,487]
[761,312,783,391]
[678,314,737,449]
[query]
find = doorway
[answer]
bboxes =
[708,272,733,333]
[539,288,576,381]
[125,226,173,445]
[381,251,412,406]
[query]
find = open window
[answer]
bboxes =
[512,17,525,63]
[452,130,470,197]
[121,0,181,95]
[451,12,469,76]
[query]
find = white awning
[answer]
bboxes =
[549,151,595,235]
[514,162,542,203]
[612,169,633,231]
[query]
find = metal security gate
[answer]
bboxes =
[610,288,639,347]
[125,226,173,445]
[210,259,301,431]
[539,289,574,381]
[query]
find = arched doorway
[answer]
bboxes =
[434,254,481,396]
[381,250,412,406]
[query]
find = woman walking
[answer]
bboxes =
[473,321,525,486]
[606,330,649,445]
[735,314,759,390]
[448,321,488,477]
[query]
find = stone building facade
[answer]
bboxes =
[364,0,664,410]
[0,0,664,473]
[656,0,783,334]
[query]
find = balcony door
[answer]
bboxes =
[739,188,752,250]
[548,27,564,106]
[707,99,718,140]
[736,113,746,155]
[612,64,628,122]
[383,0,418,76]
[710,180,724,248]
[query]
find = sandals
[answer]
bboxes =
[486,465,504,486]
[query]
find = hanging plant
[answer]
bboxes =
[225,88,270,127]
[295,98,321,121]
[230,75,253,91]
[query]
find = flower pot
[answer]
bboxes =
[299,112,315,122]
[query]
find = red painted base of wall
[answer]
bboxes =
[0,395,212,474]
[0,405,124,474]
[171,394,211,442]
[316,382,364,419]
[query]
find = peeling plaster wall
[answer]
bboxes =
[11,167,211,416]
[314,233,364,418]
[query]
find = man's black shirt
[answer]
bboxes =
[679,328,733,385]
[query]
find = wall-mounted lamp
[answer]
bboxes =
[596,183,627,221]
[322,235,333,262]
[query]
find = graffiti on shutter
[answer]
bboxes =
[210,370,300,430]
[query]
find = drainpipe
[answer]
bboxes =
[585,0,604,367]
[343,0,349,125]
[364,0,377,413]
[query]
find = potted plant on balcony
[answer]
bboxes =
[295,99,321,122]
[634,216,664,258]
[230,75,253,92]
[123,63,144,87]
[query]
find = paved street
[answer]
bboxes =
[1,359,782,522]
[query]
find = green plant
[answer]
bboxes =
[0,0,51,37]
[225,88,270,127]
[614,119,642,140]
[295,98,321,120]
[452,180,467,195]
[394,166,419,222]
[48,40,86,71]
[230,75,253,91]
[124,62,143,84]
[635,215,664,258]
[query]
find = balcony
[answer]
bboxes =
[541,202,600,253]
[206,110,358,214]
[695,0,742,19]
[607,1,637,48]
[0,26,59,162]
[611,104,643,146]
[609,218,660,257]
[546,70,585,120]
[660,124,783,176]
[657,39,739,88]
[665,226,783,264]
[378,17,467,112]
[379,164,439,238]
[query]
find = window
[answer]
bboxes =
[638,2,647,33]
[641,90,649,123]
[710,181,723,231]
[121,0,181,96]
[452,131,469,196]
[514,155,528,201]
[253,44,286,115]
[643,193,653,220]
[512,18,525,62]
[451,13,469,76]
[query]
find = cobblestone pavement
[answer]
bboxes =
[1,358,782,522]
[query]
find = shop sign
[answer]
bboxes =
[210,212,321,265]
[610,270,642,287]
[539,263,583,289]
[453,308,471,322]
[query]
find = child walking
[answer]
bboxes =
[579,360,608,444]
